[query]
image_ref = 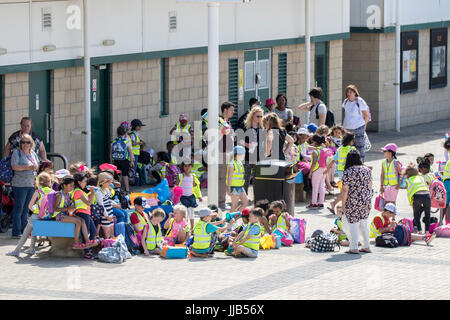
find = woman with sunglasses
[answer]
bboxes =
[10,134,39,238]
[238,106,265,196]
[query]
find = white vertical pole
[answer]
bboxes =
[395,0,401,132]
[207,2,219,206]
[83,0,91,166]
[305,0,311,124]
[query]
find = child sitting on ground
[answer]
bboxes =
[369,203,435,246]
[142,208,166,256]
[269,200,291,233]
[191,208,230,258]
[254,199,272,235]
[163,204,190,246]
[227,208,263,258]
[330,204,349,246]
[130,197,150,250]
[150,151,171,184]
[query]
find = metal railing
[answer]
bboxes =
[47,153,68,169]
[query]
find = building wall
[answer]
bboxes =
[3,72,28,143]
[328,39,345,125]
[343,27,450,132]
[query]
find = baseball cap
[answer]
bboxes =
[134,196,145,207]
[233,145,246,155]
[305,123,318,133]
[208,204,219,213]
[199,208,212,218]
[241,208,251,217]
[381,143,398,153]
[131,119,146,128]
[297,128,312,136]
[265,98,275,107]
[55,169,70,179]
[179,114,188,121]
[384,203,397,215]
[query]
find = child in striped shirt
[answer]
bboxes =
[175,162,202,231]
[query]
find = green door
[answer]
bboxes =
[314,42,329,105]
[244,49,271,112]
[29,71,51,151]
[90,65,110,167]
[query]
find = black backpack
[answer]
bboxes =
[375,233,398,248]
[313,103,335,128]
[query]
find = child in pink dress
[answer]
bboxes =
[163,205,190,246]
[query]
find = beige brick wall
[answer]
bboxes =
[328,39,344,125]
[3,73,29,145]
[51,67,86,165]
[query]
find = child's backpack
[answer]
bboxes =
[394,225,412,246]
[111,137,128,161]
[375,233,398,248]
[318,148,331,168]
[166,164,181,187]
[310,232,340,252]
[430,178,447,208]
[0,155,13,183]
[435,225,450,237]
[400,218,414,233]
[272,228,294,246]
[115,222,139,254]
[289,217,307,244]
[260,235,274,250]
[38,189,57,219]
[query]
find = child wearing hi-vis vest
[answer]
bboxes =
[227,146,249,213]
[380,143,402,204]
[402,163,432,234]
[269,200,291,233]
[175,162,202,231]
[163,204,190,246]
[191,208,230,258]
[327,133,356,215]
[307,134,329,209]
[142,208,166,256]
[130,196,150,250]
[369,203,435,246]
[228,208,263,258]
[442,138,450,224]
[7,172,53,257]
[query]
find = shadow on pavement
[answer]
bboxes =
[326,253,362,262]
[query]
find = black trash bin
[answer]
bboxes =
[254,160,299,216]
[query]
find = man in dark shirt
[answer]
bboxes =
[3,117,47,160]
[218,102,235,209]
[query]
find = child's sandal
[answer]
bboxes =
[73,243,85,250]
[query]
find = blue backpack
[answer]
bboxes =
[111,137,128,161]
[0,155,13,183]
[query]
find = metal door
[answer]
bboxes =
[244,49,271,112]
[29,71,51,151]
[90,65,110,167]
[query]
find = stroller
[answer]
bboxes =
[0,181,14,233]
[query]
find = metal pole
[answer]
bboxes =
[305,0,311,124]
[83,0,91,167]
[395,0,401,132]
[207,2,219,206]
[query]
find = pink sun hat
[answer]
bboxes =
[381,143,398,153]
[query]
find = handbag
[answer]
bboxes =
[364,132,371,152]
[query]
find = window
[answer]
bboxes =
[160,58,169,116]
[401,31,419,93]
[430,28,448,89]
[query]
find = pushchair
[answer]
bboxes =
[0,181,14,233]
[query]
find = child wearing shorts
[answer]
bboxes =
[176,162,202,231]
[226,146,249,213]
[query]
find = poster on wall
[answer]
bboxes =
[430,28,448,89]
[401,31,419,93]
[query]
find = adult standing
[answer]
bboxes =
[3,117,47,160]
[340,150,373,254]
[274,93,293,129]
[262,113,294,161]
[342,85,369,162]
[10,134,39,238]
[238,106,264,195]
[218,102,236,210]
[297,87,327,126]
[237,98,260,130]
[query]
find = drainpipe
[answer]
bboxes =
[83,0,91,166]
[305,0,311,124]
[395,0,401,132]
[207,2,219,206]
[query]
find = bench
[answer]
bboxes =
[33,220,82,257]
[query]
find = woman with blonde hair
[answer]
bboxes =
[262,112,294,161]
[238,106,265,195]
[342,84,369,162]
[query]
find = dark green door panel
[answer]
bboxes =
[29,71,51,151]
[244,49,271,113]
[314,42,328,105]
[90,65,110,168]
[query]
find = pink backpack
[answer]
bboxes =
[289,217,307,244]
[400,218,414,233]
[38,189,57,219]
[345,97,372,123]
[166,164,181,187]
[430,178,447,208]
[318,148,331,168]
[435,225,450,237]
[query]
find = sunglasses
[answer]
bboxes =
[20,140,31,144]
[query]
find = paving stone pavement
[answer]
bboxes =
[0,119,449,300]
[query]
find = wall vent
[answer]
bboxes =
[169,12,177,33]
[42,8,52,31]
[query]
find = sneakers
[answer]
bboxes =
[317,204,324,209]
[24,248,36,256]
[425,233,436,246]
[6,251,20,257]
[306,204,318,210]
